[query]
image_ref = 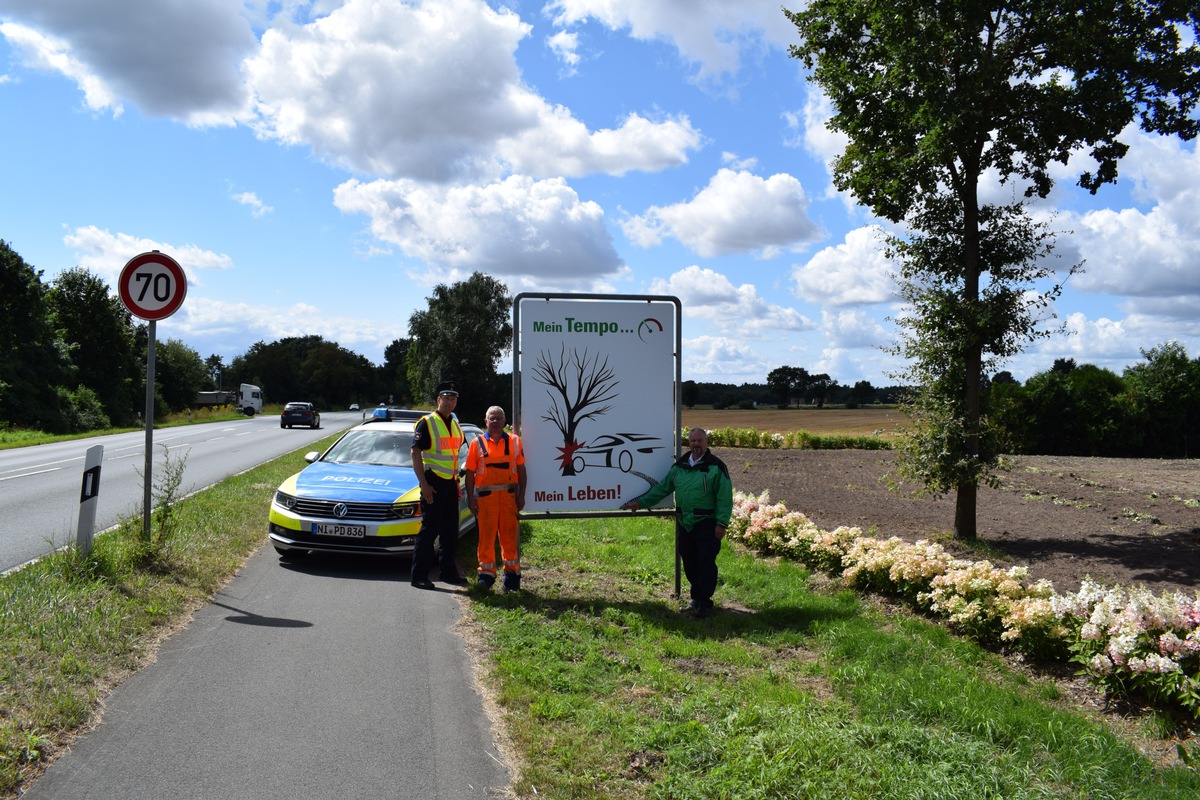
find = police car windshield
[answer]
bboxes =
[323,429,414,467]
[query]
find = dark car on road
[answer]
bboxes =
[281,402,320,429]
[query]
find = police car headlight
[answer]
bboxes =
[393,501,419,519]
[275,490,297,510]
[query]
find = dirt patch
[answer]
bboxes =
[724,449,1200,596]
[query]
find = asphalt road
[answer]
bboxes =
[0,411,363,573]
[19,548,510,799]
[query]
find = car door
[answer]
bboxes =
[457,426,481,532]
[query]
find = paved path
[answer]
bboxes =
[21,549,509,799]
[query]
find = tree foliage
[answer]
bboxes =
[46,267,142,425]
[987,342,1199,458]
[788,0,1200,537]
[0,240,72,430]
[766,365,810,407]
[406,272,513,422]
[155,339,208,413]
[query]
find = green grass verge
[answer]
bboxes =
[468,516,1199,798]
[2,442,1196,797]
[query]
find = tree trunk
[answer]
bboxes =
[954,482,978,540]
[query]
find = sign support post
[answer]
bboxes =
[118,251,187,543]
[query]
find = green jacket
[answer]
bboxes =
[635,449,733,531]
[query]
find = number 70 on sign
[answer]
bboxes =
[118,251,188,321]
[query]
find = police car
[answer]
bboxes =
[268,407,481,558]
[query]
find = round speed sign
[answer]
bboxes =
[119,251,187,321]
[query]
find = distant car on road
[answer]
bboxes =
[268,407,482,558]
[349,403,360,411]
[571,432,664,474]
[281,402,320,429]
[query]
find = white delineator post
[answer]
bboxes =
[76,444,104,556]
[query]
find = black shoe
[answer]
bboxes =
[411,579,435,590]
[442,574,468,586]
[476,574,496,589]
[502,573,521,593]
[694,604,712,619]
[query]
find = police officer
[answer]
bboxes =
[465,406,527,591]
[621,427,733,617]
[410,381,467,589]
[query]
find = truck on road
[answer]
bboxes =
[194,383,263,416]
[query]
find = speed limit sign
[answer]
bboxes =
[118,251,187,320]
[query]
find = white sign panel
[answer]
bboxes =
[515,294,680,513]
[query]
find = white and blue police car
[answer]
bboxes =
[268,407,481,559]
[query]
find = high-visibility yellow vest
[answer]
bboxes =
[421,412,463,480]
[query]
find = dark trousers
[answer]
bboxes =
[411,473,460,582]
[677,517,721,606]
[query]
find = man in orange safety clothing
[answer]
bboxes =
[465,405,527,592]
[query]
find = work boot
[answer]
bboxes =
[477,573,495,589]
[502,572,521,593]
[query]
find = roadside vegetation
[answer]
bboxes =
[3,418,1197,797]
[0,405,279,451]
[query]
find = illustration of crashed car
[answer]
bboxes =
[572,432,664,474]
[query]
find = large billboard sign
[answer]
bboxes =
[514,294,681,515]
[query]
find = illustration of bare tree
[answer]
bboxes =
[533,345,619,475]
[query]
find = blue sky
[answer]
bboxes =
[1,0,1197,388]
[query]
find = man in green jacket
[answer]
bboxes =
[622,427,733,618]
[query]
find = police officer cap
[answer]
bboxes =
[435,381,459,397]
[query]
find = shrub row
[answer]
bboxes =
[729,490,1200,721]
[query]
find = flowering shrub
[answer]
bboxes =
[729,489,1200,718]
[1052,579,1200,716]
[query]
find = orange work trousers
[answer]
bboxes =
[475,489,520,577]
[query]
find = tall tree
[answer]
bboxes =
[789,0,1199,538]
[205,354,226,390]
[0,240,72,429]
[46,267,141,425]
[155,339,208,412]
[382,337,414,405]
[766,365,810,407]
[406,272,513,422]
[1123,342,1200,457]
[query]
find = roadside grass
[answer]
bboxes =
[469,515,1200,798]
[0,407,260,451]
[3,434,1197,797]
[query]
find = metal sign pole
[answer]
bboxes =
[143,319,156,542]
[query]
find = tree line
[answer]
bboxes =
[1,239,512,433]
[988,346,1200,459]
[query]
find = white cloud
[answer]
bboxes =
[791,226,898,306]
[62,226,234,286]
[681,335,776,381]
[0,22,122,114]
[244,0,699,182]
[333,174,623,278]
[169,295,406,363]
[648,265,815,336]
[232,191,273,217]
[622,169,821,257]
[547,0,794,80]
[0,1,255,122]
[547,29,581,72]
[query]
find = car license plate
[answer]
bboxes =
[313,523,365,538]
